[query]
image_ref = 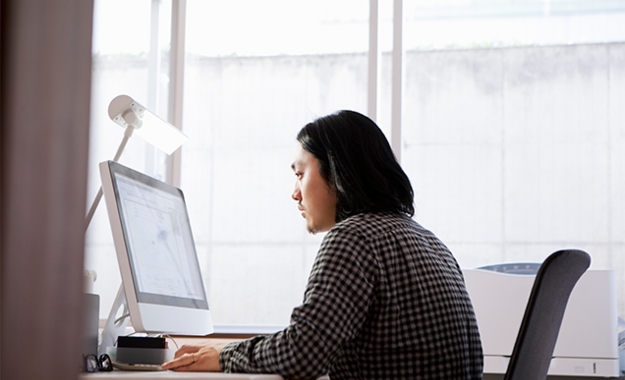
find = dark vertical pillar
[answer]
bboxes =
[0,0,94,379]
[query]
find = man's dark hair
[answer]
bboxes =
[297,110,414,222]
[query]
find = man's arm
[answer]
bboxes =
[219,225,376,378]
[164,224,375,378]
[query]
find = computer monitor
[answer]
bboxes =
[99,160,213,336]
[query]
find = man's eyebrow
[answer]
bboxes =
[291,160,302,170]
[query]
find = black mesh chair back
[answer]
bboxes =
[503,249,591,380]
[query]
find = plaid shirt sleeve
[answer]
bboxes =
[219,212,483,380]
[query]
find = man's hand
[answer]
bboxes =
[161,339,232,372]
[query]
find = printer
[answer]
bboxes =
[464,265,620,377]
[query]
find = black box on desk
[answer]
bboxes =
[116,336,169,365]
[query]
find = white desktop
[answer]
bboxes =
[99,160,214,342]
[91,161,286,379]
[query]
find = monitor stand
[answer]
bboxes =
[99,284,130,356]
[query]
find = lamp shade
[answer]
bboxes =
[108,95,188,155]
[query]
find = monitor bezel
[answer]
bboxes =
[99,160,213,335]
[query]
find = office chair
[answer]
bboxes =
[503,249,591,380]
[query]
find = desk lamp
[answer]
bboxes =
[86,95,188,356]
[84,95,188,228]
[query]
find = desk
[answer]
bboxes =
[82,337,286,380]
[80,371,283,380]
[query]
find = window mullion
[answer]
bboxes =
[391,0,404,163]
[368,0,380,123]
[166,0,187,187]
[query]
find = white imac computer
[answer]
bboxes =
[99,160,213,350]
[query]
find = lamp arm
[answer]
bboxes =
[84,127,135,231]
[112,125,135,161]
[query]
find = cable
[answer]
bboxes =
[114,313,130,325]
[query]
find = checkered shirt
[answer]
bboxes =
[219,212,483,379]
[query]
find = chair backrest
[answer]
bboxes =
[503,249,591,380]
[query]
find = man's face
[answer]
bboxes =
[291,144,337,234]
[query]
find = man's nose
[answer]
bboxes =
[292,184,301,202]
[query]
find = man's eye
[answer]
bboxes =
[295,172,302,178]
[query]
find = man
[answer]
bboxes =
[162,111,483,379]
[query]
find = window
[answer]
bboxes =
[400,0,625,309]
[403,0,625,50]
[86,0,174,319]
[181,0,370,329]
[87,0,625,326]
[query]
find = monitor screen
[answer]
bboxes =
[100,160,213,335]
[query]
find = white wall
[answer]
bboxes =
[402,44,625,308]
[181,54,369,326]
[87,42,625,325]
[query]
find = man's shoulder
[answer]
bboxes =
[331,212,417,237]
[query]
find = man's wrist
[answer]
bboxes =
[218,341,238,372]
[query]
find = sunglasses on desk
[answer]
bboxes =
[83,353,113,372]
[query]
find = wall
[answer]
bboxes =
[87,42,625,326]
[402,43,625,311]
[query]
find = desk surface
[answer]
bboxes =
[79,371,283,380]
